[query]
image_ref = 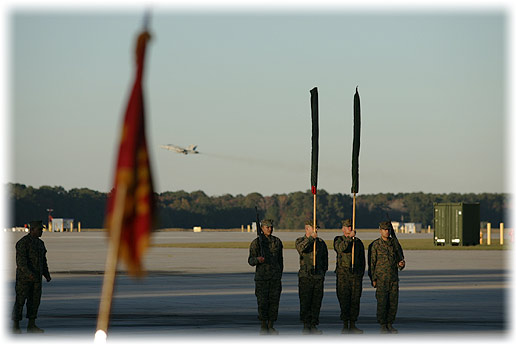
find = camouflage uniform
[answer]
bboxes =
[12,226,51,323]
[334,234,365,323]
[368,222,405,328]
[295,235,328,327]
[248,233,283,323]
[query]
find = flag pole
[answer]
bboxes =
[95,182,127,339]
[142,8,151,31]
[350,86,361,273]
[95,14,153,341]
[309,87,319,271]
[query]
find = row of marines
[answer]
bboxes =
[248,219,406,335]
[12,219,404,335]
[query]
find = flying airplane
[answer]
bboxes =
[160,144,199,155]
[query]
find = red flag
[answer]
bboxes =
[105,31,155,277]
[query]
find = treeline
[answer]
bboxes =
[5,183,509,229]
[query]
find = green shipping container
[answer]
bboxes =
[433,202,480,246]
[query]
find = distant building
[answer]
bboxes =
[403,222,422,233]
[391,221,423,233]
[51,218,74,232]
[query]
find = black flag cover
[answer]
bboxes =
[351,87,361,194]
[310,87,319,195]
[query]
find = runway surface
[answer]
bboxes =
[1,231,511,339]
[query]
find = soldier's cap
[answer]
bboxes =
[379,221,393,230]
[29,220,44,230]
[261,219,273,227]
[304,219,314,226]
[342,219,352,227]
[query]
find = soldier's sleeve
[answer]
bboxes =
[248,239,260,266]
[41,242,50,279]
[358,240,366,276]
[279,239,284,273]
[295,236,314,254]
[15,239,33,278]
[322,240,329,272]
[394,239,405,270]
[367,241,375,282]
[395,238,405,261]
[370,242,378,281]
[334,235,352,253]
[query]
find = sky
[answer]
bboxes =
[1,2,511,197]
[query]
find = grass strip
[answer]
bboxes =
[152,239,509,250]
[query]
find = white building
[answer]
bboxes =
[402,222,422,233]
[51,218,74,232]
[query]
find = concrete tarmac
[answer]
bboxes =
[1,231,511,340]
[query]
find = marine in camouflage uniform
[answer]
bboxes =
[334,218,365,334]
[248,219,283,335]
[368,221,406,334]
[12,220,52,334]
[295,220,328,334]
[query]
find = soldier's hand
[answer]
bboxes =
[398,260,406,270]
[350,230,356,238]
[312,231,318,239]
[372,280,377,288]
[257,257,265,264]
[45,275,52,282]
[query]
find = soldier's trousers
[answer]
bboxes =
[375,280,399,325]
[298,276,324,325]
[336,273,363,322]
[12,280,42,321]
[255,279,282,321]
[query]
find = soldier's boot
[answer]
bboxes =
[349,321,364,334]
[387,323,398,334]
[302,323,311,335]
[380,324,390,334]
[260,321,268,335]
[341,320,349,334]
[310,324,323,335]
[27,318,44,333]
[12,321,21,334]
[267,321,279,335]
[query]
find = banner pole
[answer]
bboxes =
[350,87,360,273]
[351,192,356,271]
[309,86,319,272]
[313,193,317,268]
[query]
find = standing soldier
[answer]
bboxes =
[12,220,52,334]
[368,221,406,333]
[248,219,283,335]
[334,218,365,334]
[295,220,328,334]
